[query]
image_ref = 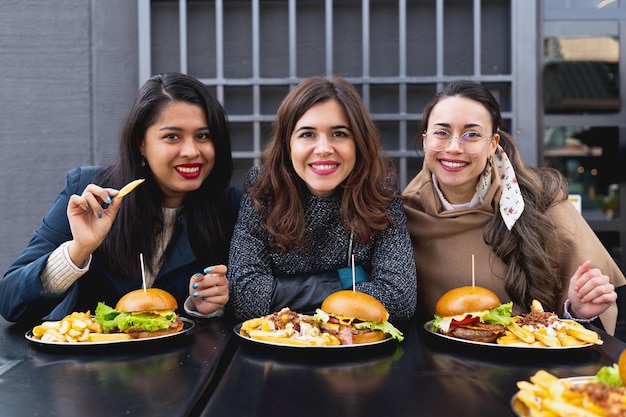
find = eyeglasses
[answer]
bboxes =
[422,129,493,154]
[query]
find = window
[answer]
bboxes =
[138,0,515,189]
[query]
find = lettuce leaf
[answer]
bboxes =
[94,302,176,333]
[595,364,623,387]
[354,320,404,342]
[482,302,512,326]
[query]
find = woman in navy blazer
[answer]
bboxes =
[0,73,242,324]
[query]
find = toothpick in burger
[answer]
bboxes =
[432,286,512,343]
[95,288,184,338]
[314,290,404,344]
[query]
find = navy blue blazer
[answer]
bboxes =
[0,166,242,324]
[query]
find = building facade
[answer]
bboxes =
[0,0,624,273]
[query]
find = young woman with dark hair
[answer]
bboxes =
[1,72,242,323]
[402,80,625,334]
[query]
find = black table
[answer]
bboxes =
[199,320,626,417]
[0,316,236,417]
[2,316,625,417]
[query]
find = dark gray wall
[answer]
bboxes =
[0,0,138,273]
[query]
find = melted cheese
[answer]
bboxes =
[436,310,489,333]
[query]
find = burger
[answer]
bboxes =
[314,290,403,344]
[94,288,184,338]
[432,286,512,343]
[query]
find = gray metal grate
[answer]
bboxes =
[137,0,514,188]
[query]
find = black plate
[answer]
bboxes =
[25,317,195,346]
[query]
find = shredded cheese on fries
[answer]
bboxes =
[240,308,340,346]
[515,370,626,417]
[497,300,602,347]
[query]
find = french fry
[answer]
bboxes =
[562,320,603,345]
[240,308,342,346]
[530,369,560,387]
[88,333,132,342]
[531,299,545,312]
[515,370,623,417]
[240,317,263,335]
[556,332,588,347]
[496,331,523,346]
[116,179,145,199]
[248,330,340,346]
[508,318,536,344]
[497,300,603,348]
[542,398,602,417]
[532,328,561,347]
[30,311,116,343]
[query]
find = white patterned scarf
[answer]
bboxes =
[476,144,524,230]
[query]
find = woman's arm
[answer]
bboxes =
[227,192,276,320]
[551,199,626,334]
[356,197,418,321]
[0,167,94,322]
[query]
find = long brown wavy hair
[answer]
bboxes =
[419,80,571,312]
[250,76,397,252]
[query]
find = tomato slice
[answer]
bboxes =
[450,316,479,327]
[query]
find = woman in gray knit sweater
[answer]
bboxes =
[228,76,417,322]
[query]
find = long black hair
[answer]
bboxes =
[95,72,234,276]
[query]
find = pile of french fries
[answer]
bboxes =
[515,370,625,417]
[497,301,603,347]
[240,308,340,346]
[31,311,131,343]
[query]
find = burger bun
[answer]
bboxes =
[352,330,386,344]
[435,286,501,317]
[116,288,178,313]
[321,290,389,323]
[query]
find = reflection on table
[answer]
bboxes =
[2,314,625,417]
[0,316,236,417]
[200,320,625,417]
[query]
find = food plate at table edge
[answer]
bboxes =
[233,323,395,349]
[25,317,195,346]
[510,376,593,417]
[423,320,597,350]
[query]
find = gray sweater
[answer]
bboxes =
[228,167,417,322]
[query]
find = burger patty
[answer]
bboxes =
[446,323,505,343]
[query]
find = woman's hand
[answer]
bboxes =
[567,260,617,319]
[66,184,121,266]
[189,264,229,315]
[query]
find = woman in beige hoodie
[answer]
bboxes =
[402,80,625,335]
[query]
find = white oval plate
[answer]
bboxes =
[234,323,395,349]
[423,320,596,350]
[25,317,194,346]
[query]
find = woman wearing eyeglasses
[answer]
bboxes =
[402,80,625,335]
